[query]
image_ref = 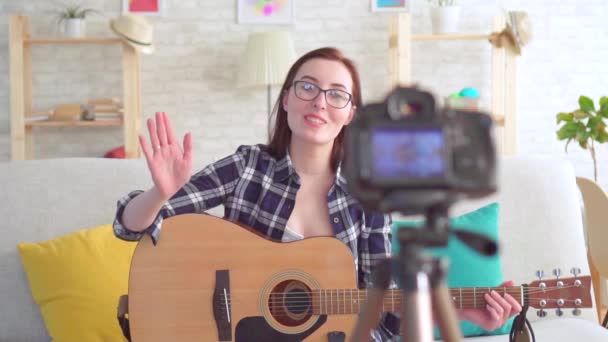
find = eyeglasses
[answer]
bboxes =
[292,80,353,109]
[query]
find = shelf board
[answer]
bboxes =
[26,119,122,127]
[412,34,491,41]
[25,37,123,45]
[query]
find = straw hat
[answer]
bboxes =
[489,11,532,55]
[110,13,154,54]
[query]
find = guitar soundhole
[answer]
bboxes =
[269,280,312,327]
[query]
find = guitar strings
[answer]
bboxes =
[214,285,586,313]
[217,296,586,318]
[217,284,584,300]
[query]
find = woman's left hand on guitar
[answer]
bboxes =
[457,280,522,331]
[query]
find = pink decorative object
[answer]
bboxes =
[238,0,294,24]
[263,4,274,16]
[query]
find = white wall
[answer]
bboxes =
[1,0,608,188]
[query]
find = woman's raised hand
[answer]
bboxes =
[139,112,193,200]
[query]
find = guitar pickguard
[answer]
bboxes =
[234,315,327,342]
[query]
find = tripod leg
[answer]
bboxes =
[350,259,392,342]
[400,272,434,342]
[432,284,462,342]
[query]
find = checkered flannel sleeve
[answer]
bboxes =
[360,212,401,341]
[113,148,248,243]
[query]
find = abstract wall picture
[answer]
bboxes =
[123,0,164,16]
[238,0,295,25]
[372,0,410,12]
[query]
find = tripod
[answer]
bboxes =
[351,205,497,342]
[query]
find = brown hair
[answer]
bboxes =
[266,47,362,171]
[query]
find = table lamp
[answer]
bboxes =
[237,31,297,117]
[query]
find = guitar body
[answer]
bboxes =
[128,214,360,342]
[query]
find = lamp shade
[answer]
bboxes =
[237,31,297,88]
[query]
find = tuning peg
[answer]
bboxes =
[553,268,564,286]
[537,309,547,318]
[536,270,544,280]
[556,308,563,317]
[572,308,582,316]
[553,268,562,279]
[570,267,581,277]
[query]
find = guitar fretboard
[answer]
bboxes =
[311,287,524,315]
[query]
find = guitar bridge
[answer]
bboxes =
[213,270,232,341]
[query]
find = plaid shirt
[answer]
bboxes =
[113,144,399,341]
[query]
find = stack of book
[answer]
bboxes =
[25,110,52,122]
[86,97,123,120]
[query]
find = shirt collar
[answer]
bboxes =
[272,149,297,183]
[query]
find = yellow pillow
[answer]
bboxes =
[17,224,136,342]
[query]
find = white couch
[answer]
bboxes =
[1,156,607,341]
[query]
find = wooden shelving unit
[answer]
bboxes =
[9,14,142,160]
[25,119,123,127]
[388,13,517,155]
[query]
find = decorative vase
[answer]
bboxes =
[431,5,461,34]
[62,18,85,38]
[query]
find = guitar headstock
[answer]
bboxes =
[526,268,592,317]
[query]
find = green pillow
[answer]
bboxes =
[392,202,513,339]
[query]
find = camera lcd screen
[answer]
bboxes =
[370,127,445,180]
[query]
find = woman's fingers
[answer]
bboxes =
[183,132,192,162]
[156,111,168,146]
[504,294,522,316]
[147,118,161,152]
[493,292,510,321]
[164,112,176,145]
[139,134,152,161]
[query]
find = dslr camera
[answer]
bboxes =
[343,86,497,215]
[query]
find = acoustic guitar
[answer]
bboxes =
[127,214,592,342]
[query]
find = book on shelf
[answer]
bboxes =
[25,110,52,122]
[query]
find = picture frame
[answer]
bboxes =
[122,0,165,16]
[237,0,295,25]
[371,0,410,12]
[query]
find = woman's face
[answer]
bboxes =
[282,58,356,148]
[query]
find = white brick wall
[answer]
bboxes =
[1,0,608,188]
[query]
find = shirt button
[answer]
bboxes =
[333,217,340,224]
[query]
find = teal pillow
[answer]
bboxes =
[392,202,513,339]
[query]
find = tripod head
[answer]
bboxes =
[396,202,498,258]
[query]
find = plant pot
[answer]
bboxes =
[431,5,461,34]
[62,18,86,38]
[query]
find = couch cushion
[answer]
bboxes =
[17,224,135,341]
[0,158,150,340]
[393,203,514,338]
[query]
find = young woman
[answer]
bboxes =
[113,47,521,341]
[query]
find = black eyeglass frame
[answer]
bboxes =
[292,80,353,109]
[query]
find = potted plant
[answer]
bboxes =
[556,95,608,182]
[427,0,460,34]
[52,3,100,38]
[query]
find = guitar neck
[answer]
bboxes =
[312,287,523,315]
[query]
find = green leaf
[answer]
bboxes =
[578,139,588,149]
[573,110,589,120]
[557,122,582,140]
[577,130,591,141]
[599,96,608,117]
[579,96,596,113]
[588,115,605,130]
[556,112,573,123]
[599,130,608,143]
[591,121,607,140]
